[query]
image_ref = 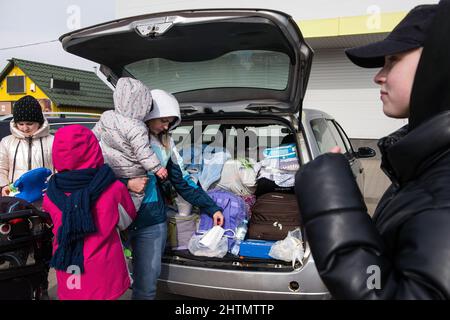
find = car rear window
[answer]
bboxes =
[124,50,290,93]
[49,122,97,135]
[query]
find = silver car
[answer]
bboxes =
[60,8,375,299]
[0,112,100,140]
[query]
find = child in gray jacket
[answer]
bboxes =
[93,77,167,210]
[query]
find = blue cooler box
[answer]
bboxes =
[239,239,276,259]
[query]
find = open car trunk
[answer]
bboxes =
[60,9,313,116]
[162,114,307,272]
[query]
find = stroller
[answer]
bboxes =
[0,196,53,300]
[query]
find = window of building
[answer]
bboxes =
[6,76,26,94]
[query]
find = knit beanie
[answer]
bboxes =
[13,95,45,124]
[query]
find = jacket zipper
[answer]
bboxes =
[27,137,32,171]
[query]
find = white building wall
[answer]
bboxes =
[304,49,408,139]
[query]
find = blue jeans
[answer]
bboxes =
[129,222,167,300]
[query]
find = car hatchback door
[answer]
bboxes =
[60,9,313,117]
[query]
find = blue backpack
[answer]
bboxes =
[198,189,247,250]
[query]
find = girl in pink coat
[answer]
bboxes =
[43,125,136,300]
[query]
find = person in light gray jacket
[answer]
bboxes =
[93,77,168,210]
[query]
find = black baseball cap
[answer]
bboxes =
[345,4,438,68]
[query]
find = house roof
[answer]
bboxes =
[0,58,113,110]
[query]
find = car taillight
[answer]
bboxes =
[9,218,24,225]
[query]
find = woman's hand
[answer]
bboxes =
[155,167,168,180]
[212,211,224,227]
[1,185,10,197]
[127,177,149,194]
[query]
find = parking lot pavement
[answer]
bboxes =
[48,268,57,299]
[47,159,389,300]
[48,269,183,300]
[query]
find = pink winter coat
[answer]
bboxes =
[42,125,137,300]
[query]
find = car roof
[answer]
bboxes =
[0,115,100,140]
[0,112,101,121]
[303,108,334,120]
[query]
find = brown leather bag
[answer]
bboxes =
[247,193,301,241]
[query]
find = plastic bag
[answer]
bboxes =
[238,159,257,188]
[268,228,304,269]
[174,194,193,216]
[216,160,255,196]
[199,225,227,250]
[188,233,228,258]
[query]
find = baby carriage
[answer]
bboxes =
[0,168,53,300]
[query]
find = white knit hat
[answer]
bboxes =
[143,89,181,131]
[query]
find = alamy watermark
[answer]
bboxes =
[171,120,287,165]
[366,265,381,290]
[67,5,81,30]
[366,5,381,31]
[66,265,82,290]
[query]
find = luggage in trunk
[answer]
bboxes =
[247,193,301,241]
[167,212,199,251]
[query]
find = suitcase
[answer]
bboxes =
[254,177,295,197]
[247,193,301,241]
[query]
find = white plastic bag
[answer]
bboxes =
[268,228,304,269]
[174,194,193,216]
[199,225,226,250]
[238,159,257,188]
[188,233,228,258]
[216,159,256,196]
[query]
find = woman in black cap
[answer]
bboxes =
[295,1,450,299]
[0,95,54,196]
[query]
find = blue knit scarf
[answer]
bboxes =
[46,164,116,273]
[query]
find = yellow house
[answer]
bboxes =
[0,58,113,115]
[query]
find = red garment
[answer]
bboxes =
[43,125,136,300]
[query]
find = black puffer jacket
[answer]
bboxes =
[295,111,450,299]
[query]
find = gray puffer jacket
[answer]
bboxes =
[93,77,161,178]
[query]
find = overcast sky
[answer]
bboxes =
[0,0,115,72]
